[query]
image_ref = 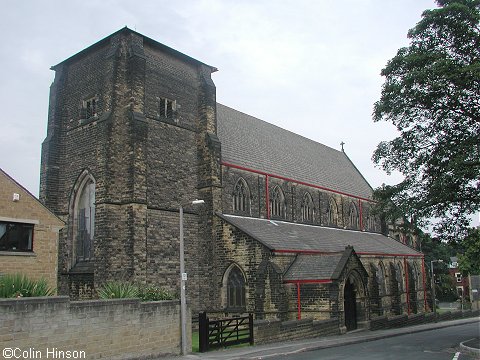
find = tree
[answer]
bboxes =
[372,0,480,241]
[458,227,480,274]
[420,232,458,265]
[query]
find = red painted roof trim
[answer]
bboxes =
[221,161,375,203]
[274,249,342,255]
[273,249,423,258]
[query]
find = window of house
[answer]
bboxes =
[233,178,250,213]
[227,266,246,309]
[328,198,338,226]
[301,192,314,222]
[159,97,176,118]
[269,186,286,218]
[349,202,359,229]
[455,273,462,283]
[76,179,95,261]
[82,97,97,119]
[0,221,34,252]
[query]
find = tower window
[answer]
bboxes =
[82,97,97,119]
[159,97,176,118]
[76,179,95,262]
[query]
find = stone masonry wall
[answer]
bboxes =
[40,28,216,308]
[254,318,340,345]
[0,297,190,359]
[222,167,382,232]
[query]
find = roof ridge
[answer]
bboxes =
[217,103,343,155]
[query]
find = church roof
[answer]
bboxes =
[283,247,366,282]
[218,214,422,257]
[216,103,373,200]
[283,253,344,281]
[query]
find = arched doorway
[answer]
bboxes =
[344,279,357,331]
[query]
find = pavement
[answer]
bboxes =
[162,317,479,360]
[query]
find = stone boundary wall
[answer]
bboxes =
[254,318,340,345]
[369,309,480,331]
[0,296,190,359]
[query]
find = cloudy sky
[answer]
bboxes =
[1,0,437,198]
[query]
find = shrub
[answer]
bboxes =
[0,273,54,298]
[97,281,139,299]
[139,285,175,301]
[97,281,176,301]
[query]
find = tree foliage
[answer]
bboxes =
[372,0,480,240]
[458,227,480,274]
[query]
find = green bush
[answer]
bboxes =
[97,281,139,299]
[97,281,176,301]
[138,285,175,301]
[0,273,54,298]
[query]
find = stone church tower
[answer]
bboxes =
[40,28,220,310]
[41,28,427,328]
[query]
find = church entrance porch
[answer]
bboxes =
[344,279,357,331]
[342,269,369,332]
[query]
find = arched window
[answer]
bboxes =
[377,262,387,296]
[367,214,377,231]
[73,173,96,263]
[227,266,246,309]
[328,198,338,226]
[348,202,359,229]
[395,262,403,292]
[233,178,250,213]
[270,186,286,219]
[411,262,419,289]
[301,192,314,222]
[406,235,413,247]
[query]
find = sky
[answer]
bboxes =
[0,1,445,207]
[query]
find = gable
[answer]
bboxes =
[0,169,64,226]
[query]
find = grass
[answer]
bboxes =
[192,331,200,352]
[191,330,252,353]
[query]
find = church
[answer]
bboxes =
[40,27,427,331]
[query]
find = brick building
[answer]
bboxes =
[0,169,64,290]
[40,28,428,329]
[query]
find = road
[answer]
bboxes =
[269,322,479,360]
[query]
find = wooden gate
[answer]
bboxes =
[198,312,254,352]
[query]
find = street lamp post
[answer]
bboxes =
[430,259,443,320]
[180,199,204,356]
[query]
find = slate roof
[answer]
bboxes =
[218,214,422,257]
[216,104,373,200]
[283,253,344,281]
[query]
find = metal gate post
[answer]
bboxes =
[249,313,254,345]
[199,312,208,353]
